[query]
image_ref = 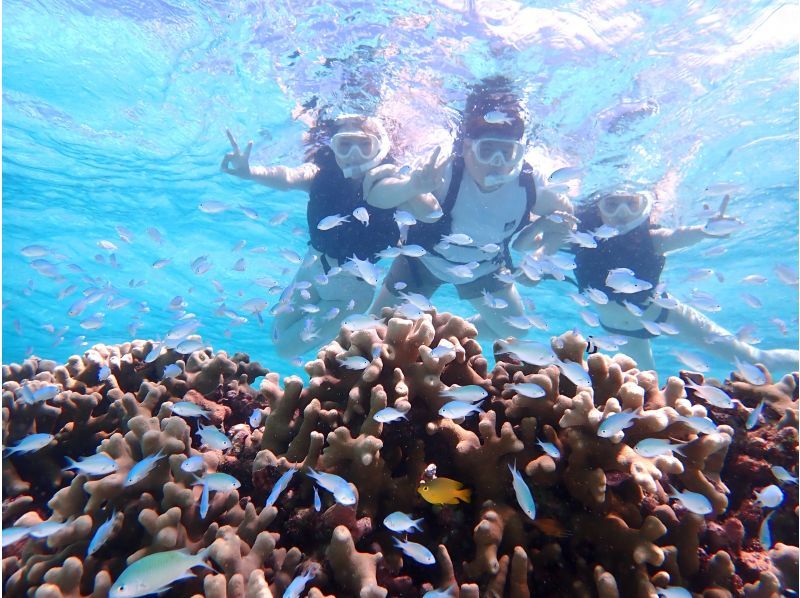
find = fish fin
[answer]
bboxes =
[457,488,472,503]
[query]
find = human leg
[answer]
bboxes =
[664,302,798,375]
[369,255,442,315]
[465,281,528,340]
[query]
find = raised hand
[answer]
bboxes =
[409,146,448,195]
[220,129,254,178]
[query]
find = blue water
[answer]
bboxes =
[3,0,798,380]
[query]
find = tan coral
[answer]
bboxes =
[325,525,386,597]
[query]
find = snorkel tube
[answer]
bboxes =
[335,115,391,179]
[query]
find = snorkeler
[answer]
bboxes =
[534,186,799,373]
[222,114,438,356]
[368,77,573,338]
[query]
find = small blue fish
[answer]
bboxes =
[2,526,32,547]
[265,468,297,508]
[424,585,457,598]
[63,453,118,477]
[5,433,55,455]
[675,415,718,435]
[352,207,370,226]
[283,566,317,598]
[180,455,206,474]
[634,438,686,458]
[536,440,561,459]
[199,479,210,519]
[440,385,488,402]
[195,424,232,451]
[172,402,211,420]
[557,360,592,387]
[249,408,264,428]
[583,287,608,305]
[87,510,118,556]
[507,383,547,399]
[592,224,619,240]
[29,519,71,539]
[430,343,456,360]
[373,407,409,423]
[383,511,423,534]
[656,587,692,598]
[193,472,241,493]
[438,400,483,419]
[21,384,59,404]
[109,547,212,598]
[313,487,321,512]
[746,399,766,430]
[306,468,356,506]
[98,365,111,381]
[684,381,733,409]
[125,449,166,487]
[771,465,798,485]
[394,210,417,227]
[580,310,600,327]
[753,485,783,508]
[392,537,435,565]
[734,357,767,385]
[161,364,182,380]
[338,356,371,370]
[400,244,427,257]
[759,510,775,550]
[597,410,639,438]
[668,487,713,515]
[317,214,350,231]
[508,462,536,520]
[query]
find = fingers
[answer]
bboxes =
[244,141,253,160]
[220,153,234,172]
[428,145,441,168]
[226,129,240,154]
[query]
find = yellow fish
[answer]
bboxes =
[417,477,471,505]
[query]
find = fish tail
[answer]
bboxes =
[457,488,472,503]
[63,456,78,470]
[195,546,216,570]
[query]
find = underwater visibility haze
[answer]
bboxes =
[2,1,799,597]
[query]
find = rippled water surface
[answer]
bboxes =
[3,0,798,378]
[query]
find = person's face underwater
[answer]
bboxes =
[597,193,645,228]
[330,123,383,174]
[463,134,525,190]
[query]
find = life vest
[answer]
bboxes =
[306,147,400,263]
[572,204,665,306]
[406,157,537,268]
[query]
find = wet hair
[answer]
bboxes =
[462,76,527,140]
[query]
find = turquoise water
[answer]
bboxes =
[3,0,798,379]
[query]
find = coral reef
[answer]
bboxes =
[2,311,798,597]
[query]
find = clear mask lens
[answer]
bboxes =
[472,138,523,166]
[331,133,379,161]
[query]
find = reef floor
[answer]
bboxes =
[2,310,798,597]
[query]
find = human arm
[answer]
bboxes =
[651,195,741,253]
[362,146,449,212]
[512,186,576,253]
[220,129,318,192]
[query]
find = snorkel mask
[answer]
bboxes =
[596,189,655,234]
[469,136,526,187]
[330,115,390,179]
